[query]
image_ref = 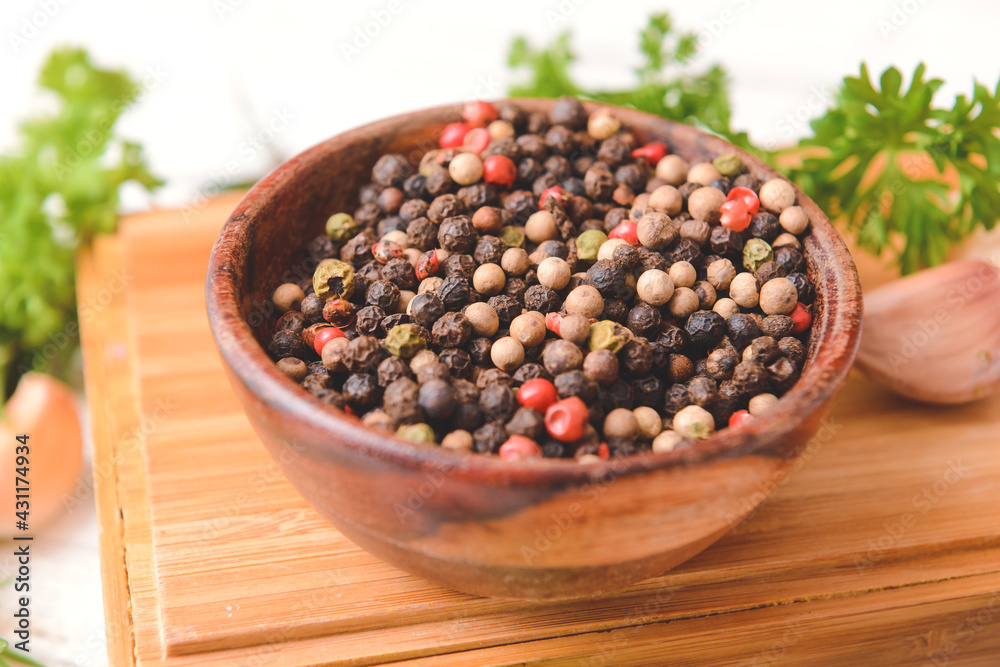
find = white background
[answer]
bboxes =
[0,1,996,664]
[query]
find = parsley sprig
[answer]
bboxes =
[0,48,161,399]
[506,14,1000,275]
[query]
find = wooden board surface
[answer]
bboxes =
[79,195,1000,666]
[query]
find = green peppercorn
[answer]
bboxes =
[499,225,526,249]
[712,152,744,178]
[588,319,631,354]
[313,260,356,301]
[576,229,609,262]
[743,238,774,272]
[384,323,429,358]
[397,422,436,443]
[325,212,358,242]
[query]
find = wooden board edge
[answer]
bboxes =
[77,237,138,667]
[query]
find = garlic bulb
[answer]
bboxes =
[856,260,1000,404]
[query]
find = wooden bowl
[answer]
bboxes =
[206,100,862,600]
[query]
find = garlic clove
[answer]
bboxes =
[855,260,1000,404]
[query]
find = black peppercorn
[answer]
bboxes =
[760,315,795,338]
[477,368,514,389]
[615,163,646,192]
[685,310,726,350]
[632,375,664,408]
[399,198,429,222]
[403,174,427,200]
[276,311,306,335]
[768,357,800,393]
[612,243,639,270]
[355,305,386,336]
[709,226,744,259]
[341,232,375,267]
[409,293,445,329]
[774,246,806,275]
[467,337,493,366]
[754,261,788,286]
[555,370,599,403]
[504,277,528,303]
[532,172,560,197]
[512,362,552,386]
[517,158,544,187]
[432,312,472,348]
[663,383,692,417]
[474,236,505,265]
[343,373,381,410]
[458,183,493,211]
[443,253,477,281]
[668,353,695,383]
[406,217,438,252]
[688,375,719,408]
[600,297,629,324]
[670,238,703,266]
[504,190,537,224]
[731,360,770,396]
[599,379,634,412]
[300,293,325,323]
[487,294,521,325]
[302,373,332,395]
[596,136,630,168]
[377,356,410,387]
[344,335,382,374]
[479,383,517,421]
[438,215,477,254]
[506,406,546,440]
[787,272,813,304]
[545,124,577,155]
[427,194,464,223]
[778,336,807,367]
[549,96,587,129]
[377,217,407,236]
[424,169,454,198]
[381,258,417,290]
[584,165,616,201]
[749,212,781,243]
[586,260,628,299]
[733,173,760,191]
[749,336,780,365]
[678,181,701,202]
[621,338,654,376]
[307,234,336,262]
[354,203,381,229]
[709,177,732,194]
[416,361,451,385]
[379,313,410,336]
[372,154,412,187]
[706,345,740,381]
[726,313,763,351]
[563,177,588,201]
[366,280,400,311]
[383,377,424,424]
[437,277,472,311]
[524,285,561,313]
[627,303,661,337]
[473,420,507,454]
[438,348,472,379]
[418,379,456,421]
[657,324,689,354]
[268,329,310,360]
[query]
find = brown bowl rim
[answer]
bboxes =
[206,99,862,488]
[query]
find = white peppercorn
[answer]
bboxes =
[687,187,727,223]
[748,393,779,416]
[672,404,715,439]
[668,287,700,318]
[636,269,674,306]
[491,336,524,372]
[597,238,630,262]
[707,258,736,291]
[537,256,572,290]
[604,408,639,440]
[679,219,711,246]
[652,430,683,453]
[587,110,621,140]
[648,185,683,215]
[558,313,591,344]
[418,276,444,294]
[772,232,801,250]
[779,205,810,234]
[713,297,740,320]
[276,357,308,382]
[564,285,604,319]
[398,289,416,313]
[272,282,305,312]
[501,247,530,276]
[473,263,507,296]
[655,155,689,185]
[510,312,547,347]
[441,429,474,451]
[465,302,500,337]
[668,260,697,288]
[636,212,676,250]
[633,406,662,440]
[729,272,760,309]
[759,277,798,315]
[449,152,484,186]
[760,178,796,213]
[487,119,515,140]
[687,162,722,186]
[525,210,559,243]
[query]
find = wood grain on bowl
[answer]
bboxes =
[206,99,863,599]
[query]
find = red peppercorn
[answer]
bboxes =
[322,299,354,327]
[729,409,753,429]
[539,185,570,209]
[790,302,812,334]
[483,154,517,188]
[462,100,498,127]
[545,311,563,336]
[518,377,559,414]
[415,249,442,280]
[462,127,491,154]
[597,442,610,460]
[545,396,589,442]
[719,198,751,232]
[727,186,760,216]
[313,326,345,355]
[440,122,471,149]
[499,435,542,461]
[372,240,404,264]
[631,141,668,167]
[608,220,639,245]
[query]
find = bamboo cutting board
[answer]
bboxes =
[78,194,1000,666]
